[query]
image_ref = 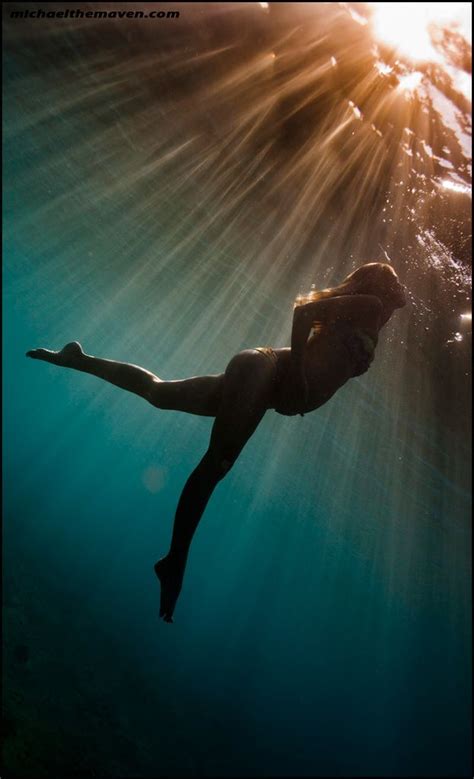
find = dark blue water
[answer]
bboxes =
[3,3,472,776]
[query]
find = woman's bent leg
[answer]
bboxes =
[155,349,277,622]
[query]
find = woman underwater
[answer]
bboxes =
[27,261,406,622]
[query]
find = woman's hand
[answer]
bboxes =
[345,331,376,376]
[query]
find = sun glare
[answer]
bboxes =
[397,71,423,93]
[440,179,472,195]
[369,2,472,63]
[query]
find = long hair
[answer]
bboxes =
[294,262,400,309]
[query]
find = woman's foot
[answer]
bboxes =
[154,556,184,623]
[26,341,84,367]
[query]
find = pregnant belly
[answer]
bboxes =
[274,379,339,416]
[273,325,377,416]
[272,346,347,416]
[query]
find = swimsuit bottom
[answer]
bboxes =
[254,346,279,365]
[253,331,375,416]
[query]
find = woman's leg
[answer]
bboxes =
[155,349,277,622]
[26,341,224,416]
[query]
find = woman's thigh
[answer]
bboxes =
[150,373,225,416]
[149,348,278,420]
[206,349,277,468]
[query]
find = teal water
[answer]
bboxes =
[3,3,472,777]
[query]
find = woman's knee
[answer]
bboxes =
[147,378,166,407]
[148,378,181,409]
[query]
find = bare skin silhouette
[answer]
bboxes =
[26,262,406,622]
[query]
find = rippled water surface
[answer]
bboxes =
[3,3,472,776]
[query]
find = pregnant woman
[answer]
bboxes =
[27,261,407,622]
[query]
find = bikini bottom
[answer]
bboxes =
[255,346,304,415]
[254,346,283,390]
[254,346,279,366]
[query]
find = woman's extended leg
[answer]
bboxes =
[154,349,277,623]
[26,341,224,416]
